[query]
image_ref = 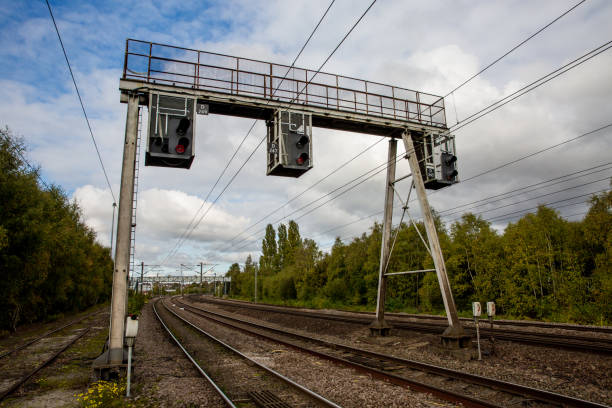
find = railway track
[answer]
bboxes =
[0,326,91,402]
[193,296,612,353]
[175,296,609,408]
[0,309,103,360]
[154,298,342,408]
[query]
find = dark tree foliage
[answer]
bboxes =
[228,192,611,324]
[0,128,113,331]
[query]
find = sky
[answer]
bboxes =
[1,0,611,278]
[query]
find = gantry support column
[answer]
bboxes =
[108,93,140,364]
[402,131,470,347]
[369,138,397,336]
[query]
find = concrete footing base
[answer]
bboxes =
[369,319,392,336]
[91,348,128,381]
[440,325,472,349]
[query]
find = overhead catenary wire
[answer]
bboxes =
[449,40,612,133]
[234,120,612,254]
[298,124,612,249]
[229,146,402,252]
[225,37,612,255]
[45,0,117,204]
[439,165,612,217]
[483,188,609,223]
[444,177,611,223]
[442,0,586,99]
[162,0,377,264]
[222,136,385,248]
[312,158,612,241]
[159,0,338,264]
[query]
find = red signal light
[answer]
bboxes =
[296,152,309,165]
[175,137,190,155]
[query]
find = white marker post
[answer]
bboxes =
[472,302,482,361]
[487,301,496,354]
[124,315,139,397]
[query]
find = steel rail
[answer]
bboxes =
[152,300,236,408]
[156,298,342,408]
[0,328,90,402]
[195,296,612,349]
[176,297,610,408]
[0,310,103,360]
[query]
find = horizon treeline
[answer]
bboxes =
[227,186,611,325]
[0,128,113,332]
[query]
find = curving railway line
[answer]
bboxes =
[192,296,612,353]
[154,298,342,408]
[174,295,609,408]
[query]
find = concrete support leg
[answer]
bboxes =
[108,93,140,363]
[370,138,397,336]
[401,131,470,348]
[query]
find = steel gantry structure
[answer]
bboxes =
[102,39,468,368]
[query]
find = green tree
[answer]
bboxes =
[277,223,288,269]
[260,224,277,275]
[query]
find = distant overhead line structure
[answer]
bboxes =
[121,39,447,134]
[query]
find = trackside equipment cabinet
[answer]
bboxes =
[266,109,313,177]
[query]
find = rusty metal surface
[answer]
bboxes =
[123,39,447,128]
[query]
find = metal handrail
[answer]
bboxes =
[123,39,447,128]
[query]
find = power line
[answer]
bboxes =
[229,39,612,254]
[163,0,378,263]
[230,122,611,253]
[444,177,611,223]
[449,40,612,133]
[443,0,586,99]
[222,136,386,250]
[484,189,607,223]
[159,1,337,264]
[313,159,612,240]
[222,9,607,257]
[302,124,611,247]
[439,164,612,217]
[230,146,401,252]
[162,0,338,263]
[45,0,117,204]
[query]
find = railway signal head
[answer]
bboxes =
[146,93,196,169]
[266,109,313,177]
[417,133,459,190]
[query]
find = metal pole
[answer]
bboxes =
[108,93,139,364]
[254,267,258,303]
[140,262,144,294]
[401,131,467,342]
[370,138,397,336]
[110,202,117,258]
[126,345,133,396]
[180,265,183,296]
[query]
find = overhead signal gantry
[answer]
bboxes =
[101,39,466,370]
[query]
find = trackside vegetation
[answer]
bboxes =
[0,128,113,332]
[227,190,612,325]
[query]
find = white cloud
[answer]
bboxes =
[3,0,612,273]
